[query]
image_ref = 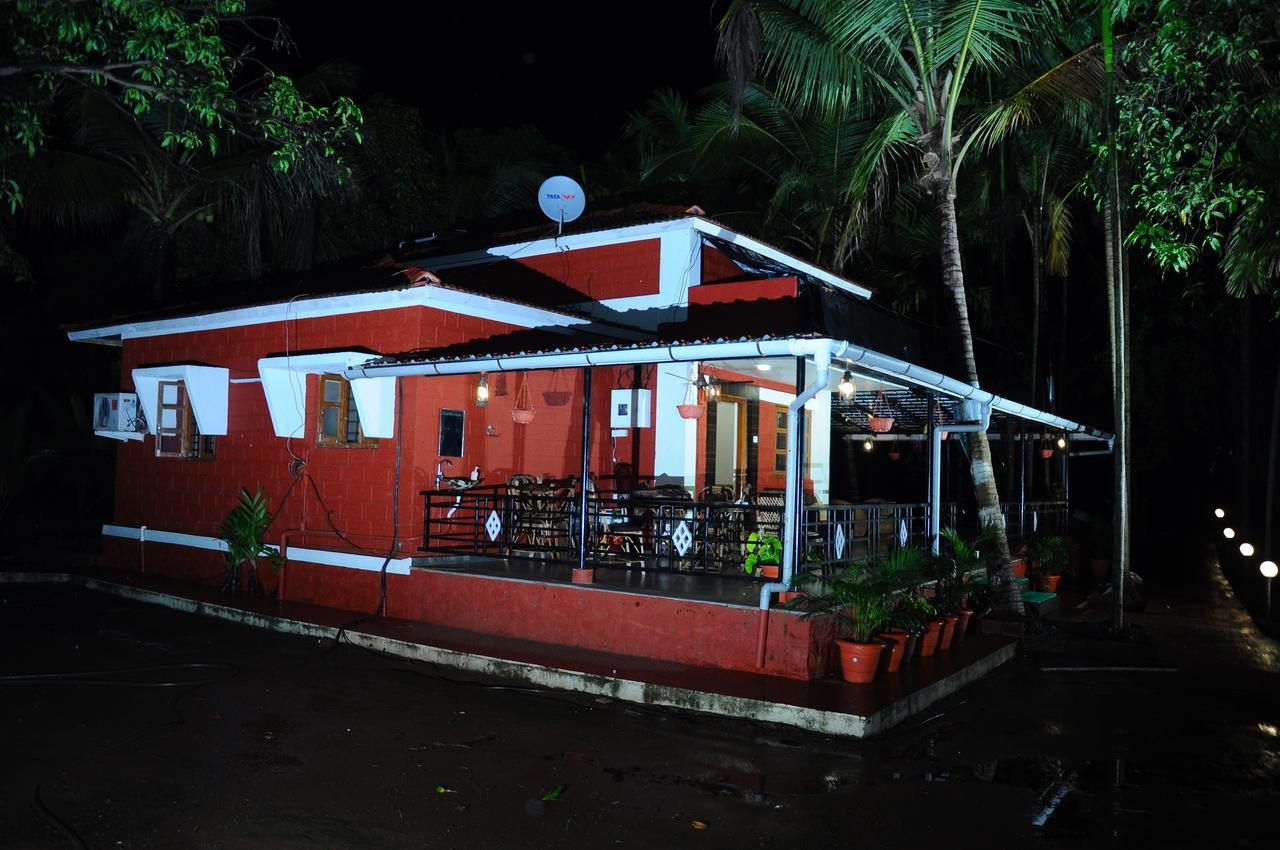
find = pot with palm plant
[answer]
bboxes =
[219,488,283,596]
[1030,535,1068,592]
[932,526,998,648]
[889,584,936,667]
[784,554,906,684]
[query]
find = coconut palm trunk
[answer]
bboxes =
[936,182,1021,612]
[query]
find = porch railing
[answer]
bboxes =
[422,487,1068,580]
[421,485,785,578]
[944,500,1070,543]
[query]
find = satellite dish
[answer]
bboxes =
[537,176,586,232]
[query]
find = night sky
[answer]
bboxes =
[287,3,720,156]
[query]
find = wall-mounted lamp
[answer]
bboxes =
[863,439,874,452]
[476,372,489,407]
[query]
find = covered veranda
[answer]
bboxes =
[347,335,1113,611]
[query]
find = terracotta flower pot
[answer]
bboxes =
[570,567,594,585]
[919,619,944,657]
[778,590,805,604]
[677,403,706,420]
[836,639,884,684]
[954,609,973,643]
[760,564,781,580]
[1039,448,1055,459]
[512,407,536,424]
[939,614,959,651]
[1041,575,1062,593]
[901,632,918,666]
[1011,559,1028,579]
[877,630,910,673]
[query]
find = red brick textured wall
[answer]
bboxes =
[515,239,659,300]
[111,306,519,560]
[106,305,659,573]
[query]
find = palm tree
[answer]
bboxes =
[719,0,1061,613]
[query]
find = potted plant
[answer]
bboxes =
[219,488,283,596]
[1029,535,1067,592]
[932,526,997,648]
[784,554,906,684]
[887,577,936,667]
[744,532,783,580]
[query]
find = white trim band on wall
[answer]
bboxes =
[101,524,414,575]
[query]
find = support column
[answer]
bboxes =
[576,367,593,575]
[793,358,806,569]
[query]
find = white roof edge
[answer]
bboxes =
[418,215,876,301]
[418,217,695,271]
[65,284,588,342]
[690,219,874,299]
[345,335,1110,440]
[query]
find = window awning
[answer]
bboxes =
[131,365,230,436]
[257,352,395,439]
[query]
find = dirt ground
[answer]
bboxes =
[2,563,1278,849]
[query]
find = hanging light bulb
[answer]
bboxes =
[1214,508,1226,519]
[1240,542,1255,557]
[1056,435,1067,449]
[1261,561,1278,579]
[863,439,874,452]
[476,372,489,407]
[1223,527,1236,539]
[838,369,855,399]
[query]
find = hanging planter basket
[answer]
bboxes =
[1038,443,1055,459]
[677,375,705,420]
[512,371,536,425]
[887,441,901,462]
[867,391,895,433]
[542,371,570,407]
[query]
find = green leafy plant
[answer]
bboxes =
[219,487,282,595]
[1030,535,1068,577]
[743,532,783,575]
[786,547,925,644]
[932,526,999,614]
[888,582,937,634]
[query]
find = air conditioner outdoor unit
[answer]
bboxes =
[93,392,144,435]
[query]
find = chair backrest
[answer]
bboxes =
[698,485,733,503]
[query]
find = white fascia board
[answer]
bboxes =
[690,218,873,299]
[132,365,229,435]
[418,218,695,271]
[67,284,587,343]
[257,351,395,439]
[101,524,412,574]
[351,336,1111,439]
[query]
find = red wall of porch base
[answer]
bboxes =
[104,536,833,681]
[316,563,831,680]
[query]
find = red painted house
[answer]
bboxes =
[70,205,1109,681]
